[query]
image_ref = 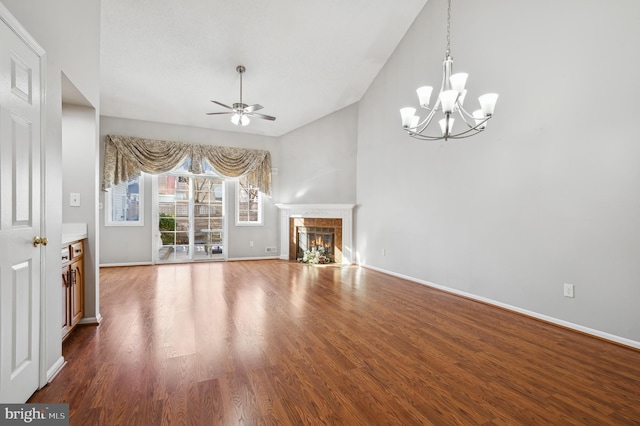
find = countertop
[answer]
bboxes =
[62,223,88,245]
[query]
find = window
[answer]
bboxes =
[105,176,143,226]
[236,175,262,226]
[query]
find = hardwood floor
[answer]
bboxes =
[29,260,640,425]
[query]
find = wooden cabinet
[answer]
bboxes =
[62,240,84,340]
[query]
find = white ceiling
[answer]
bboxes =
[100,0,428,137]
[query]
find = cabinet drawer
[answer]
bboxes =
[70,241,84,259]
[61,247,71,264]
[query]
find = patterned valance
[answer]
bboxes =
[102,135,272,195]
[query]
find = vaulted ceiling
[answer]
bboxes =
[100,0,428,137]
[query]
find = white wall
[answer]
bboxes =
[99,116,280,264]
[356,0,640,344]
[2,0,100,376]
[62,104,99,322]
[278,104,358,204]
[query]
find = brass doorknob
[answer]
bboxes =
[33,237,48,247]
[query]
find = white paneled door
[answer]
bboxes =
[0,7,44,403]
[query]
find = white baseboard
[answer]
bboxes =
[100,261,153,267]
[362,263,640,350]
[46,356,66,383]
[100,258,282,267]
[227,256,281,262]
[78,313,103,326]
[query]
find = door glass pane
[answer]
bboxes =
[157,174,224,262]
[193,177,224,260]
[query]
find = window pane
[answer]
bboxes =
[236,176,262,225]
[157,174,224,263]
[107,176,143,226]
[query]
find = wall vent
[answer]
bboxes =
[265,247,277,254]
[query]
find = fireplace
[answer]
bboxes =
[276,204,355,264]
[292,219,342,262]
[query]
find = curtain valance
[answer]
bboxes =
[102,135,272,195]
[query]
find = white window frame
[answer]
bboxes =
[235,176,263,226]
[105,175,144,226]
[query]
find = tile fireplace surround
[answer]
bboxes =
[275,204,355,264]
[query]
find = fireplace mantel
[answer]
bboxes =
[276,204,355,264]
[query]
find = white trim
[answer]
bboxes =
[361,263,640,350]
[235,177,263,226]
[151,175,159,264]
[276,204,356,264]
[0,3,46,56]
[226,256,280,262]
[100,261,154,268]
[45,356,66,383]
[78,315,102,325]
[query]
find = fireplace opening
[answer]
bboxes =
[297,226,335,261]
[289,217,343,263]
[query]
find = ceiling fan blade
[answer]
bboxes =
[244,104,263,113]
[206,112,233,115]
[210,100,233,110]
[250,112,276,121]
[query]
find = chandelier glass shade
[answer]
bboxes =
[400,0,498,141]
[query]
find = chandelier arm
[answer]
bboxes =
[449,129,485,139]
[455,107,476,129]
[406,131,450,141]
[413,107,439,133]
[406,115,491,140]
[447,121,488,138]
[457,105,477,120]
[407,127,481,141]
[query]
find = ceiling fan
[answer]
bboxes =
[207,65,276,126]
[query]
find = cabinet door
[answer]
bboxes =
[61,267,71,338]
[70,260,84,327]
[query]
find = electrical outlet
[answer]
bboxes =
[249,241,254,247]
[563,283,574,298]
[70,193,80,207]
[382,248,386,256]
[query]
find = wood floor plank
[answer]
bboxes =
[28,260,640,424]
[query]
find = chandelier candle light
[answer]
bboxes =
[400,0,498,141]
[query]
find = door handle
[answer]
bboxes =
[33,237,49,247]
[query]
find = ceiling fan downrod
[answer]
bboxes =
[235,65,246,110]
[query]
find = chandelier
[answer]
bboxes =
[400,0,498,141]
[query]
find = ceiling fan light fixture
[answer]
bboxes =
[208,65,277,126]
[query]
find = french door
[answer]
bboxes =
[155,174,225,262]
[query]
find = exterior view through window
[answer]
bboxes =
[236,175,262,225]
[156,174,224,262]
[106,176,143,226]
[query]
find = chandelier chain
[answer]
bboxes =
[446,0,452,57]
